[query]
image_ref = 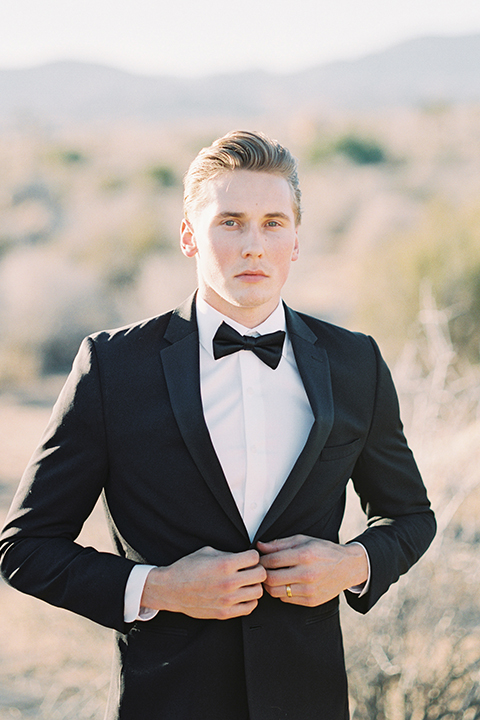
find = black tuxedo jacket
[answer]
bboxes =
[0,295,435,720]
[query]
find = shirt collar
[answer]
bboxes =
[196,295,287,360]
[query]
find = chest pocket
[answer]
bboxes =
[319,438,361,462]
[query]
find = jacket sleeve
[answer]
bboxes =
[345,337,436,613]
[0,337,137,631]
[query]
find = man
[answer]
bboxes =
[0,130,435,720]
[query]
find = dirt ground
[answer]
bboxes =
[0,386,113,719]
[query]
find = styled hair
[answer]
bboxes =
[183,130,302,225]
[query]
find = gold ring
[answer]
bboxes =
[286,584,292,598]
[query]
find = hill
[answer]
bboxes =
[1,34,480,123]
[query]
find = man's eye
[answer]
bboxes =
[224,220,236,226]
[266,221,279,227]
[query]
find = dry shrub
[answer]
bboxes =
[355,201,480,364]
[343,286,480,719]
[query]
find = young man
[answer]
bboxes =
[0,131,435,720]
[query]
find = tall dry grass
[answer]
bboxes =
[342,285,480,719]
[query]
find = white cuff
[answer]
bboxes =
[124,564,158,623]
[346,542,371,597]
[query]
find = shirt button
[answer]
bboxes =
[246,387,254,396]
[251,502,258,510]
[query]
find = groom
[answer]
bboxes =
[0,130,435,719]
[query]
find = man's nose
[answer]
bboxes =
[241,226,264,257]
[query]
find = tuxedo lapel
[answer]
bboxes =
[254,306,334,540]
[161,297,333,543]
[161,296,247,539]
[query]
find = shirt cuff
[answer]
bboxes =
[346,542,371,597]
[124,564,158,623]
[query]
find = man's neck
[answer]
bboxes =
[197,292,280,329]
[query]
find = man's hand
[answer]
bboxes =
[257,535,368,607]
[141,546,266,620]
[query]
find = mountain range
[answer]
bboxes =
[1,34,480,123]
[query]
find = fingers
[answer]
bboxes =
[258,536,340,571]
[258,547,301,570]
[256,535,306,555]
[263,581,298,600]
[142,545,268,619]
[262,582,318,606]
[195,546,260,568]
[206,549,266,586]
[259,536,367,608]
[217,555,266,616]
[218,598,261,618]
[209,580,265,620]
[262,565,299,586]
[231,548,265,571]
[233,580,264,605]
[181,547,266,617]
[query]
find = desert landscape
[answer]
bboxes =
[1,43,480,717]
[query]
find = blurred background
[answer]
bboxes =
[1,1,480,717]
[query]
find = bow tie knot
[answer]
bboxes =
[212,322,285,370]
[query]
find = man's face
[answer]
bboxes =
[180,170,299,327]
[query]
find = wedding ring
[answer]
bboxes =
[286,584,292,598]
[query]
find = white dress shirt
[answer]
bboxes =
[196,297,315,540]
[124,298,368,622]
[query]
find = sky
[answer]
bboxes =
[2,0,480,77]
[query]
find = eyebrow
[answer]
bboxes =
[215,211,291,222]
[264,212,291,222]
[216,212,245,219]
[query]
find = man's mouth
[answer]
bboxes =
[236,270,268,278]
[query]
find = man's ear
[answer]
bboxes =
[180,219,198,258]
[291,229,300,262]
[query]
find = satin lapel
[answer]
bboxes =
[161,296,247,539]
[254,306,334,540]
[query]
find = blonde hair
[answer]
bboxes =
[183,130,302,225]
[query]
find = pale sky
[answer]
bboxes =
[2,0,480,77]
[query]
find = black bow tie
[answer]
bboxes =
[212,322,285,370]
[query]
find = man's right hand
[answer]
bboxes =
[140,546,266,620]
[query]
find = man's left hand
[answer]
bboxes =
[257,535,368,607]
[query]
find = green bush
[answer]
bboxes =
[56,149,88,164]
[308,133,387,165]
[335,135,386,165]
[147,165,177,188]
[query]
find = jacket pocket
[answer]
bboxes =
[319,438,361,462]
[304,597,340,625]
